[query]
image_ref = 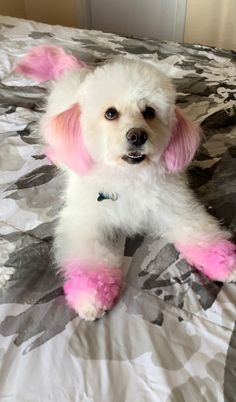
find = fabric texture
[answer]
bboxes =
[0,15,236,402]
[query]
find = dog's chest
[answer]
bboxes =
[97,176,159,233]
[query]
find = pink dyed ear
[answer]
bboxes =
[44,104,93,175]
[164,106,201,172]
[15,45,86,82]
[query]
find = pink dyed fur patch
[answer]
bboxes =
[64,264,123,312]
[164,106,201,172]
[177,239,236,281]
[45,104,93,175]
[45,147,57,165]
[15,45,86,82]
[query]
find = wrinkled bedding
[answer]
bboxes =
[0,15,236,402]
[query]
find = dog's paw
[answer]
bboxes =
[177,240,236,282]
[74,293,106,321]
[63,266,123,321]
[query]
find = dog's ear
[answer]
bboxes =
[44,104,93,175]
[163,106,201,172]
[15,45,86,82]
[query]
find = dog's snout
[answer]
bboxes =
[126,128,148,147]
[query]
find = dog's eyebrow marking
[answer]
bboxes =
[97,192,118,202]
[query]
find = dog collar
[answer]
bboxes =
[97,192,118,202]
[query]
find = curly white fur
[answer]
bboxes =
[40,57,236,320]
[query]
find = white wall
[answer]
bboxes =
[88,0,186,41]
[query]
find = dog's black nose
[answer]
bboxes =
[126,128,148,146]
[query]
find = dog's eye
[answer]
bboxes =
[105,108,119,120]
[142,106,155,120]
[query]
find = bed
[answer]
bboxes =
[0,15,235,402]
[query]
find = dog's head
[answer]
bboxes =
[27,52,200,175]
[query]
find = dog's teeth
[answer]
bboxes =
[122,153,146,164]
[127,153,143,159]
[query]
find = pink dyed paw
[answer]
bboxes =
[177,239,236,282]
[64,266,123,321]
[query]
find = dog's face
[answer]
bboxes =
[78,59,176,167]
[43,58,200,175]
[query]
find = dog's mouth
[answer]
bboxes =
[122,151,146,164]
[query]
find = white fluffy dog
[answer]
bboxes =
[17,46,236,321]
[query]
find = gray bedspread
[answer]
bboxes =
[0,15,236,402]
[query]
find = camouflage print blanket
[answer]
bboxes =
[0,15,236,402]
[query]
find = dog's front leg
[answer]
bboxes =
[55,211,124,321]
[153,179,236,282]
